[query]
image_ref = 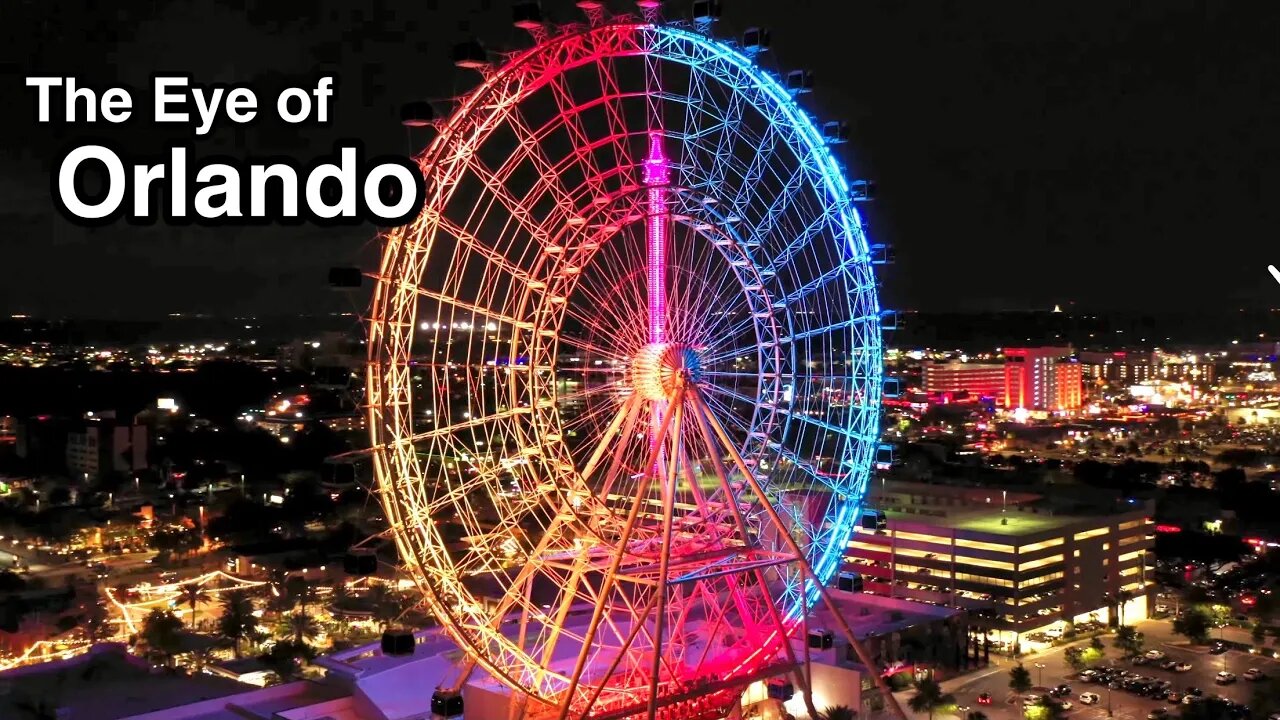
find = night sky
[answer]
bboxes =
[2,0,1278,319]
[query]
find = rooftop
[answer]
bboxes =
[884,503,1142,536]
[0,644,250,720]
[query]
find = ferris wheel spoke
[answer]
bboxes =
[558,333,632,365]
[410,284,534,331]
[554,379,626,408]
[390,407,533,446]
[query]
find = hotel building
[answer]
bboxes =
[846,481,1154,648]
[1003,347,1083,412]
[921,360,1007,404]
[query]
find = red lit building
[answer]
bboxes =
[1003,347,1082,412]
[921,361,1006,404]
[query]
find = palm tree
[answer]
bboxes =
[283,611,321,645]
[820,705,857,720]
[140,609,183,667]
[218,589,258,658]
[907,677,955,720]
[366,583,402,629]
[179,583,205,629]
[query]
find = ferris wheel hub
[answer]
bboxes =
[631,342,703,401]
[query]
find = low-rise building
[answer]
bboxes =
[846,481,1154,650]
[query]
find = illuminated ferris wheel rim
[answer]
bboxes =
[367,17,884,718]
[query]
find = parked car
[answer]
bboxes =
[1148,710,1170,720]
[1209,641,1229,655]
[1050,684,1072,698]
[1245,668,1266,681]
[976,693,992,705]
[1174,662,1193,672]
[1146,650,1168,661]
[1215,671,1237,685]
[1167,691,1184,704]
[1080,692,1101,705]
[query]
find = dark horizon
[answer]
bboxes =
[4,1,1280,318]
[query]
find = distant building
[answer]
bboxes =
[1079,351,1214,385]
[846,481,1154,649]
[922,360,1006,404]
[66,414,148,481]
[1003,347,1082,412]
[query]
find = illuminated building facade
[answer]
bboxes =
[846,482,1154,646]
[1078,351,1215,385]
[1003,347,1082,411]
[921,360,1006,404]
[66,417,148,480]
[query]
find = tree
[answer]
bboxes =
[260,639,314,682]
[1063,646,1087,673]
[1031,696,1066,720]
[1248,676,1280,719]
[218,589,259,658]
[1009,663,1032,694]
[1173,607,1213,645]
[179,583,205,629]
[820,706,857,720]
[1107,590,1135,627]
[282,611,320,645]
[366,583,402,629]
[140,609,183,667]
[1089,635,1105,653]
[1114,625,1144,656]
[906,677,954,720]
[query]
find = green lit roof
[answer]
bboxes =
[885,508,1084,536]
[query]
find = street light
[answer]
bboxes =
[1033,661,1046,687]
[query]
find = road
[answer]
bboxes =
[898,619,1280,719]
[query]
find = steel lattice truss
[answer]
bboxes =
[368,19,884,720]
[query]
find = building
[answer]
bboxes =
[66,413,149,481]
[846,481,1154,650]
[0,644,253,720]
[921,360,1006,404]
[1003,347,1082,412]
[1079,351,1215,386]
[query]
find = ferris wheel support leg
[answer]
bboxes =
[685,403,779,652]
[645,397,684,720]
[800,595,819,720]
[686,391,820,720]
[555,387,686,720]
[578,586,662,720]
[688,387,909,720]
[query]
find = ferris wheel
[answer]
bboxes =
[368,5,892,720]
